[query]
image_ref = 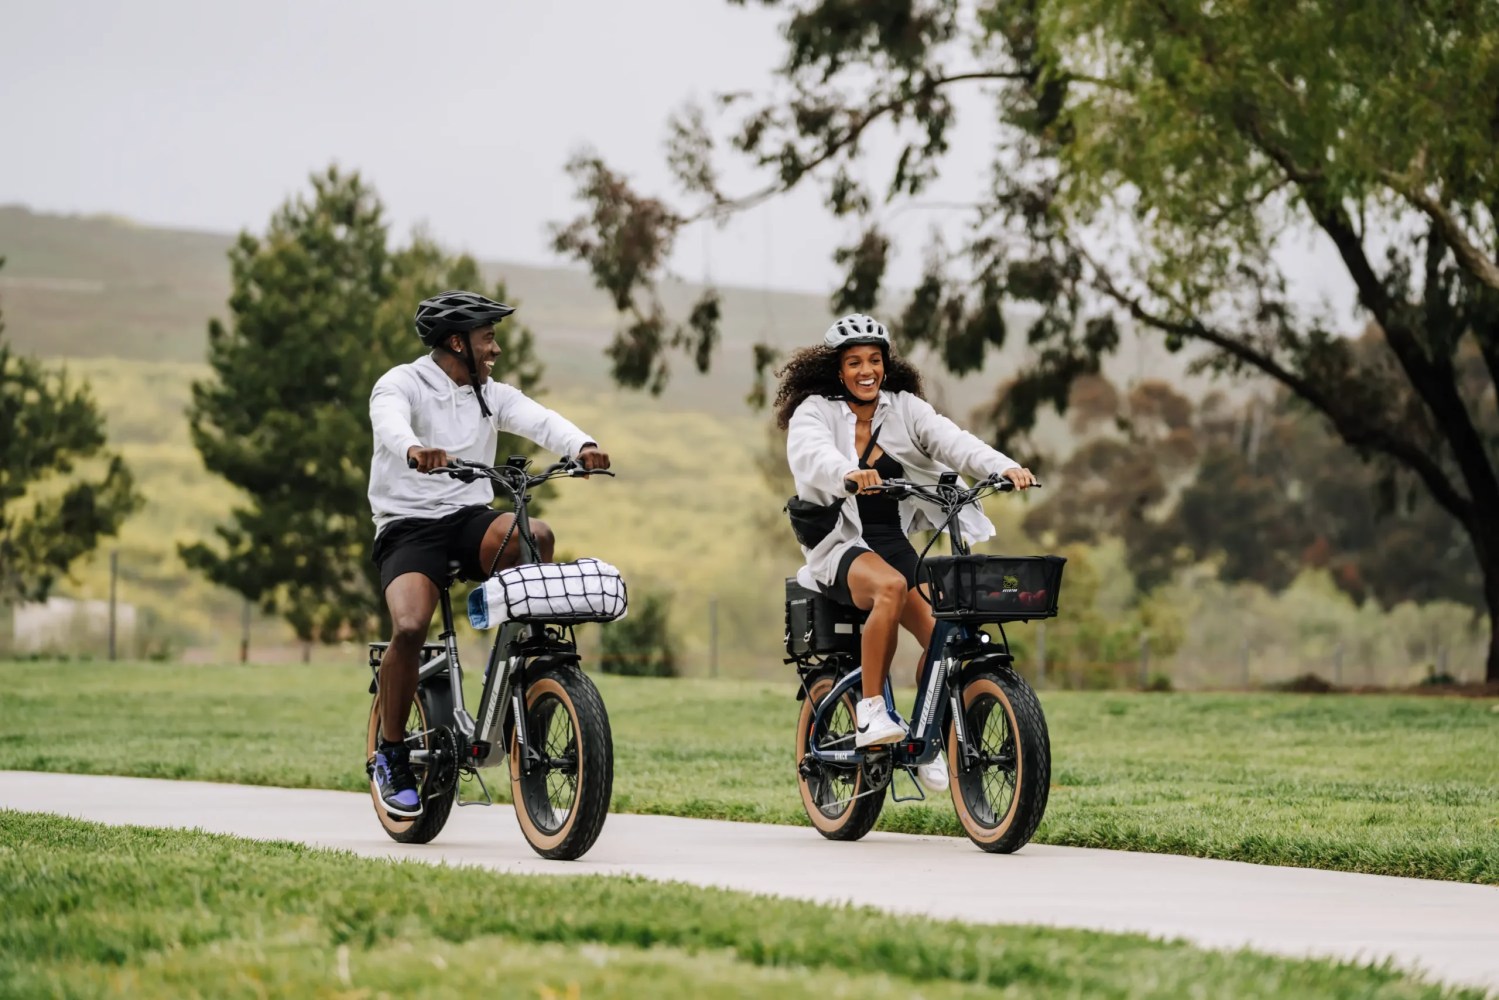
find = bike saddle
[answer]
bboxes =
[444,559,463,586]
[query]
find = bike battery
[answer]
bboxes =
[785,579,866,657]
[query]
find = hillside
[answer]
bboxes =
[0,204,1207,420]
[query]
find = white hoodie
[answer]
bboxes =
[368,355,593,534]
[786,390,1020,590]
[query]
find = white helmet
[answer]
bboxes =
[823,313,891,350]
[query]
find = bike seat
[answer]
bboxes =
[444,559,464,586]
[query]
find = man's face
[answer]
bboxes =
[451,325,502,382]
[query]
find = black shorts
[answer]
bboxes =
[825,529,921,608]
[372,505,504,593]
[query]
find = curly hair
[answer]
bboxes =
[773,344,925,429]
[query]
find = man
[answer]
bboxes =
[367,290,609,817]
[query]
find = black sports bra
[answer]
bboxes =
[856,449,905,528]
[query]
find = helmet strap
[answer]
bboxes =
[442,331,493,419]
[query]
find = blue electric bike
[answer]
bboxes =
[787,474,1063,852]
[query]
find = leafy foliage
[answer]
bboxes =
[0,258,141,604]
[553,0,1499,678]
[183,168,542,642]
[1030,366,1486,609]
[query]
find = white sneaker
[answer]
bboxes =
[855,697,907,747]
[916,751,949,792]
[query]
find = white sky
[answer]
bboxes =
[0,0,1357,315]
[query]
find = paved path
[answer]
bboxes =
[4,771,1496,993]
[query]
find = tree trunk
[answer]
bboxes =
[1484,559,1499,684]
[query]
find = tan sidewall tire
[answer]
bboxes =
[947,676,1023,846]
[795,675,868,835]
[509,676,583,854]
[367,692,425,837]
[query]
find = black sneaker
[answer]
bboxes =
[371,740,422,817]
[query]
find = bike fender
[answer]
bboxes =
[957,652,1014,685]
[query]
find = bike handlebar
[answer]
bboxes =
[842,474,1040,497]
[407,456,616,489]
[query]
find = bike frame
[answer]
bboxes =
[381,458,608,790]
[800,477,1018,789]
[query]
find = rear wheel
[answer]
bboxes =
[509,664,614,860]
[947,665,1050,853]
[795,670,885,841]
[366,683,457,845]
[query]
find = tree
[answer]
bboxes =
[553,1,1499,680]
[1031,370,1484,606]
[184,168,543,646]
[0,257,142,606]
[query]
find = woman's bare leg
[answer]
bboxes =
[844,551,910,700]
[900,584,937,684]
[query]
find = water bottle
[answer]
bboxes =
[467,578,506,630]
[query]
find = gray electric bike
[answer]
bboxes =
[366,456,618,860]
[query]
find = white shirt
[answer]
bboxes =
[368,355,593,534]
[786,390,1020,589]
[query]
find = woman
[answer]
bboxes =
[779,314,1037,790]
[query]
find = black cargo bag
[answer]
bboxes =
[784,578,867,657]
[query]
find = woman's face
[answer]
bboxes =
[839,345,885,403]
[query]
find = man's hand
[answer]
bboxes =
[844,469,882,494]
[577,443,611,472]
[1001,466,1039,489]
[407,446,451,473]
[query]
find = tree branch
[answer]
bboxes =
[689,70,1032,224]
[1080,250,1475,522]
[1394,181,1499,292]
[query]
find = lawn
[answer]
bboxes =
[0,811,1480,999]
[2,662,1496,883]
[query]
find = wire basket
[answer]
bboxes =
[923,554,1066,623]
[468,558,628,628]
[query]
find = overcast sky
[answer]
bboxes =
[1,0,1356,315]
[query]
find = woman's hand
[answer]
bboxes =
[844,469,883,494]
[1001,466,1039,489]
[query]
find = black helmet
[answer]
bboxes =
[414,290,515,348]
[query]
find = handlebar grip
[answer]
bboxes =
[844,478,860,493]
[408,457,460,473]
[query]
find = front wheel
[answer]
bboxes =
[509,663,614,860]
[795,670,885,841]
[947,664,1050,853]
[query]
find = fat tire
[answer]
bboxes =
[947,665,1050,853]
[366,682,457,845]
[509,664,614,860]
[795,671,885,841]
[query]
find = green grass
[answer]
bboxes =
[1,811,1480,999]
[3,663,1496,883]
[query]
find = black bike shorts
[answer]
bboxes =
[372,505,504,593]
[825,528,921,608]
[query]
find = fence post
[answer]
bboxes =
[1138,634,1150,689]
[239,598,251,664]
[108,549,118,662]
[1036,622,1047,688]
[708,596,719,679]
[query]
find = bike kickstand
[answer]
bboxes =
[889,765,928,804]
[457,768,494,808]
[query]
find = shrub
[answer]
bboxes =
[598,590,678,677]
